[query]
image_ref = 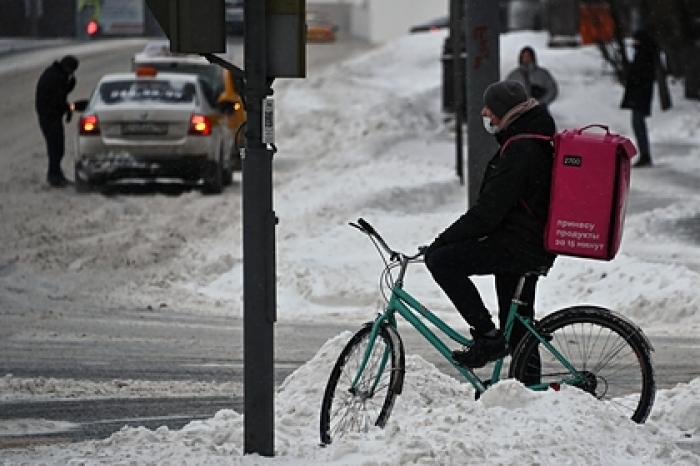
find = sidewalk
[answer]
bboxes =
[0,38,72,56]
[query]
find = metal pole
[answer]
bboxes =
[243,0,276,456]
[465,0,500,207]
[450,0,465,185]
[29,0,40,37]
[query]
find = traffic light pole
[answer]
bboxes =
[449,0,465,186]
[465,0,500,207]
[243,0,276,456]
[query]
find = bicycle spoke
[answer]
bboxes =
[592,338,635,374]
[511,307,654,425]
[321,326,399,444]
[605,397,640,417]
[584,323,606,368]
[331,403,355,438]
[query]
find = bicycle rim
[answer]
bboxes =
[319,325,398,445]
[510,306,655,423]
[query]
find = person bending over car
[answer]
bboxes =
[35,55,79,187]
[425,80,556,371]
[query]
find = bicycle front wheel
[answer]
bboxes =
[319,323,402,445]
[509,305,655,423]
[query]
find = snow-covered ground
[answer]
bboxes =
[1,30,700,463]
[0,374,241,402]
[4,334,700,464]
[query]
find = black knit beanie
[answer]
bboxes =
[483,80,528,118]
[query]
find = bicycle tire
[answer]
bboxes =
[509,305,655,423]
[319,323,404,445]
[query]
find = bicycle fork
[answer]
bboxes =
[350,317,406,398]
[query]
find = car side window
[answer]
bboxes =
[198,78,218,108]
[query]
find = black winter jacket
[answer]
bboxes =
[35,61,75,120]
[435,104,556,269]
[621,31,656,117]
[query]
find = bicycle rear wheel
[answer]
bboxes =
[319,323,403,445]
[510,305,655,423]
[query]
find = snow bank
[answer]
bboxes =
[4,334,699,464]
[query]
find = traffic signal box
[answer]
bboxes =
[146,0,226,53]
[145,0,305,78]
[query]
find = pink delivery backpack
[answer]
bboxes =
[502,124,637,261]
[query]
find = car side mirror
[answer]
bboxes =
[72,99,89,112]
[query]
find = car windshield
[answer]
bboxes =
[99,80,196,105]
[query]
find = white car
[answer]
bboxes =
[131,41,247,174]
[75,68,234,193]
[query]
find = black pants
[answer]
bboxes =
[631,111,651,162]
[424,237,539,353]
[38,116,65,178]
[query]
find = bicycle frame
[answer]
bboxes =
[351,264,583,396]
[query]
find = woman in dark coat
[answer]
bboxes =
[621,30,656,167]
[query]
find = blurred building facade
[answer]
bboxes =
[0,0,162,38]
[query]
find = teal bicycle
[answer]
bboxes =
[319,219,655,445]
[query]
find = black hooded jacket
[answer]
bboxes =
[35,61,75,121]
[435,104,556,268]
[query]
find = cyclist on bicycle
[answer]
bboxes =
[425,80,556,370]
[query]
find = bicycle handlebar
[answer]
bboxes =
[350,218,425,261]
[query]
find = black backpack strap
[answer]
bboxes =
[500,133,553,157]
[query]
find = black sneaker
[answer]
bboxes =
[453,329,509,369]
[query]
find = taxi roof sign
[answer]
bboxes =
[135,66,158,77]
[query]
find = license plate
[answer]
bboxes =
[122,122,167,135]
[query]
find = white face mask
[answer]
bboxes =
[482,116,498,134]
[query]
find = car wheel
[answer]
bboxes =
[223,145,234,186]
[201,160,224,194]
[74,164,92,193]
[223,165,233,186]
[230,145,242,172]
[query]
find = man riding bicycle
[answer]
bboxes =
[425,80,556,370]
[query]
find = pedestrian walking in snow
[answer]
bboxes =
[506,46,558,107]
[424,80,556,373]
[35,55,79,187]
[621,30,656,168]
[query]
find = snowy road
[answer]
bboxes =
[1,304,699,447]
[0,38,386,445]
